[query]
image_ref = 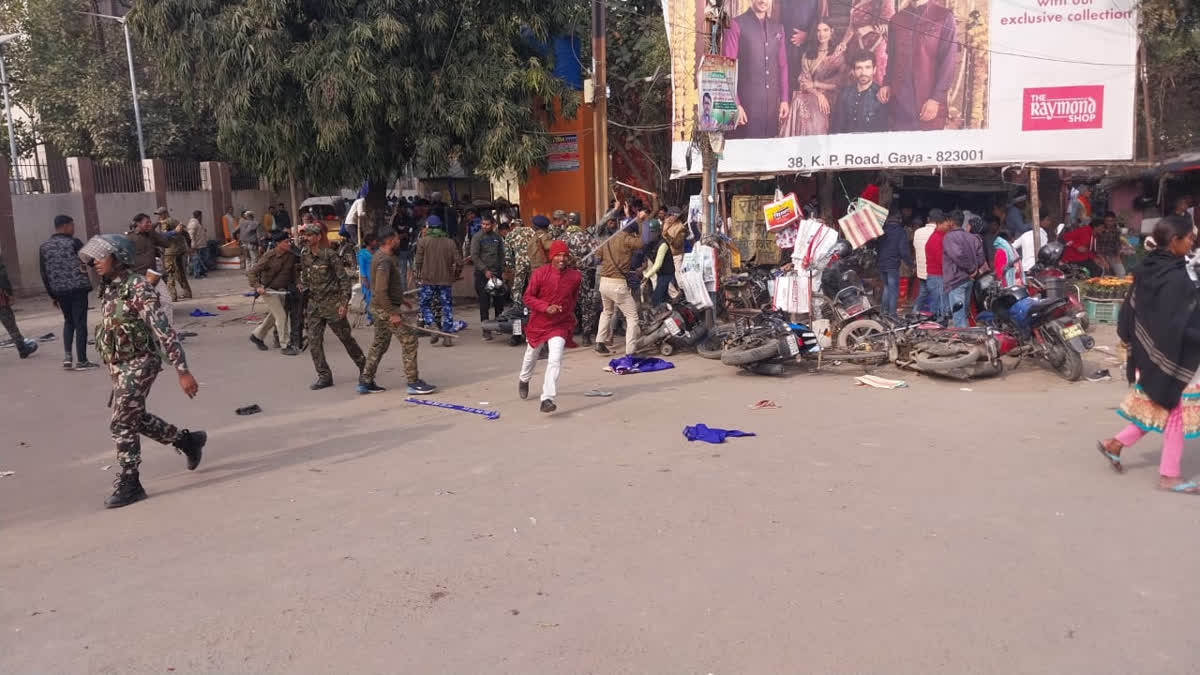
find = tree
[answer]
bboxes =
[0,0,218,162]
[603,0,672,201]
[132,0,583,205]
[1140,0,1200,157]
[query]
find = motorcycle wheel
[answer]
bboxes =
[836,318,887,350]
[912,342,983,370]
[721,341,786,366]
[660,342,675,357]
[696,335,725,359]
[1050,343,1084,382]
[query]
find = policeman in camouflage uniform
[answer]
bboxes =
[299,223,366,390]
[503,217,534,305]
[549,209,567,240]
[79,234,206,509]
[161,226,192,301]
[562,212,600,345]
[357,229,437,395]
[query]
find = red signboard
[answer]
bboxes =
[1022,86,1104,131]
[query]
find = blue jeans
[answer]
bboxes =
[396,250,413,293]
[947,280,971,327]
[915,275,943,317]
[880,268,900,318]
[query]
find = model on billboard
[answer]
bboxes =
[780,0,824,94]
[782,21,846,136]
[844,0,894,86]
[831,51,888,133]
[879,0,961,131]
[722,0,790,139]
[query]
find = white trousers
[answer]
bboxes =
[154,284,175,328]
[596,276,640,355]
[520,336,565,401]
[251,294,288,342]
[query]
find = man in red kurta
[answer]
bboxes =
[519,240,582,413]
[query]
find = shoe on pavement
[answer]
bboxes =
[482,330,494,341]
[249,335,269,351]
[310,379,334,391]
[430,334,440,345]
[357,381,386,395]
[280,346,299,356]
[17,339,37,359]
[1087,369,1112,382]
[173,429,206,470]
[540,398,557,413]
[519,380,529,399]
[104,470,147,509]
[63,357,74,370]
[406,379,437,395]
[74,360,99,371]
[594,343,611,355]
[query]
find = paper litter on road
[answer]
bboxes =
[749,399,779,409]
[855,375,908,389]
[960,387,973,392]
[584,390,613,397]
[0,470,14,477]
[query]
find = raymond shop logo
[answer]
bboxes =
[1022,86,1104,131]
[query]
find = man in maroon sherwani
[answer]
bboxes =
[721,0,790,139]
[878,0,960,131]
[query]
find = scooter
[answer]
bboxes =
[977,273,1094,382]
[630,299,708,356]
[1026,241,1090,330]
[480,302,529,346]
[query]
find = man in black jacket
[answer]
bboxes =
[0,255,36,359]
[832,52,889,135]
[470,216,506,340]
[39,214,95,369]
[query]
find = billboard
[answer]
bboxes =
[663,0,1138,175]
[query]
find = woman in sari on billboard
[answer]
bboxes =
[842,0,894,86]
[781,21,846,137]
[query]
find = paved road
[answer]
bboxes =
[1,272,1198,673]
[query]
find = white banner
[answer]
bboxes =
[663,0,1138,175]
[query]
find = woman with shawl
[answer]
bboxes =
[1096,215,1200,493]
[781,21,846,137]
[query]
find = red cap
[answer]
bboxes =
[549,240,569,259]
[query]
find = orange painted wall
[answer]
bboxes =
[519,99,597,223]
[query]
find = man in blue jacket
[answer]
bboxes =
[876,211,914,318]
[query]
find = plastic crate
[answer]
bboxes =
[1084,297,1122,325]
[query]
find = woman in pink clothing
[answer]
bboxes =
[1095,216,1200,494]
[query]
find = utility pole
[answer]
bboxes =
[81,13,146,161]
[1029,167,1041,252]
[700,7,724,235]
[0,35,22,185]
[591,0,609,225]
[1137,37,1155,164]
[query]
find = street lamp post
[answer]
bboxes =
[80,12,145,161]
[0,33,23,184]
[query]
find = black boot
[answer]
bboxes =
[16,339,37,359]
[104,470,147,508]
[173,430,206,470]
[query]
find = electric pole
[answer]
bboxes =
[592,0,609,225]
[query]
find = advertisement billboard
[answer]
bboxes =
[663,0,1138,175]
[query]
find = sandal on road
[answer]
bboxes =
[1161,481,1200,495]
[1095,441,1124,474]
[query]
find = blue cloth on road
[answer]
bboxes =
[608,355,675,374]
[188,309,218,317]
[683,424,756,444]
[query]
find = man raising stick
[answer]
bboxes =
[518,240,581,413]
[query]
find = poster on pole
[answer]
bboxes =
[662,0,1137,175]
[546,134,580,172]
[697,55,739,132]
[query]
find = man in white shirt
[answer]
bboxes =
[343,197,367,245]
[911,212,938,315]
[1013,208,1055,273]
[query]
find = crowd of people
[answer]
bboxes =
[870,186,1154,326]
[2,184,1196,510]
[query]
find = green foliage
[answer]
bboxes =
[132,0,582,190]
[1139,0,1200,155]
[0,0,217,161]
[603,0,671,197]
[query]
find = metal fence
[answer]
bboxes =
[163,159,202,191]
[230,165,260,191]
[9,159,73,194]
[95,161,148,194]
